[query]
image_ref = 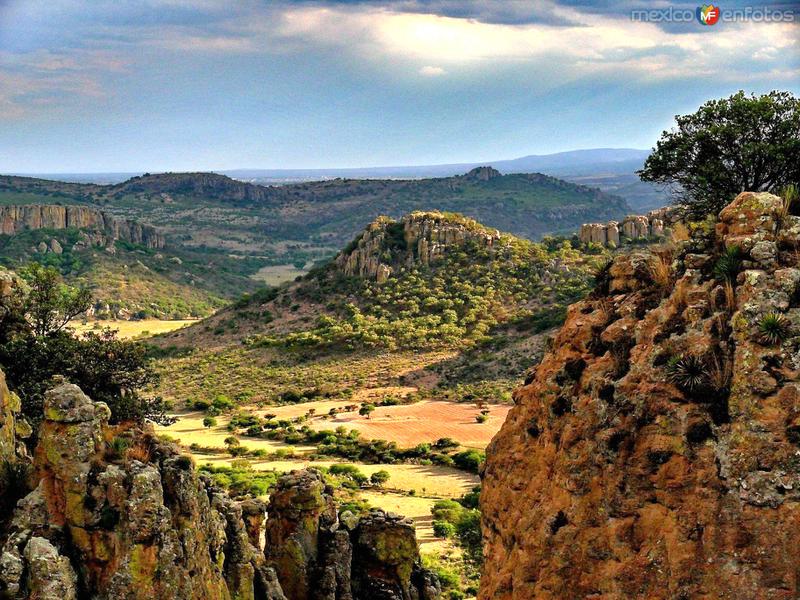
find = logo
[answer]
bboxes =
[697,4,721,25]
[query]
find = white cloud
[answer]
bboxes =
[270,5,799,82]
[419,65,446,76]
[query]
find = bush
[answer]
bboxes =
[433,520,456,538]
[369,470,390,486]
[452,450,485,473]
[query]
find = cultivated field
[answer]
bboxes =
[72,319,197,339]
[306,400,510,449]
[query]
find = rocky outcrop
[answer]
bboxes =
[336,212,501,280]
[0,368,31,503]
[481,192,800,599]
[579,206,676,247]
[118,172,275,204]
[0,205,165,249]
[265,470,440,600]
[0,379,437,600]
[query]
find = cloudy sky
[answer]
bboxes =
[0,0,798,173]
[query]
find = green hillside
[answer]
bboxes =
[0,228,262,318]
[151,211,610,405]
[0,167,630,255]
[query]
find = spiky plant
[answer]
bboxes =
[757,312,792,346]
[713,245,743,282]
[778,184,798,227]
[592,259,614,295]
[666,354,709,393]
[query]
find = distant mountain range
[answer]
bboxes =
[13,148,666,211]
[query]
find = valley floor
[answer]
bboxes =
[72,318,197,339]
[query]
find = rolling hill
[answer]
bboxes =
[0,166,631,252]
[150,210,610,406]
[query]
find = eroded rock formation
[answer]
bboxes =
[0,379,437,600]
[336,212,501,281]
[481,192,800,599]
[579,207,675,247]
[0,205,165,249]
[265,470,440,600]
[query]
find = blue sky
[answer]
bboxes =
[0,0,797,172]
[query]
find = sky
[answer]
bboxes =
[0,0,798,173]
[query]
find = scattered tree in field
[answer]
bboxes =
[359,403,376,419]
[203,416,217,428]
[370,470,390,487]
[639,91,800,219]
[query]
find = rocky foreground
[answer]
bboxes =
[480,192,800,599]
[0,374,439,599]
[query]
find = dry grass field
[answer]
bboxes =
[359,490,455,552]
[307,400,510,449]
[73,319,197,339]
[193,454,478,498]
[250,263,310,286]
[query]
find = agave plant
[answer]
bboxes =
[757,312,792,346]
[666,354,709,393]
[713,245,743,282]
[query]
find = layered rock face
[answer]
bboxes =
[481,192,800,599]
[579,207,675,247]
[336,212,501,281]
[265,470,440,600]
[0,205,165,249]
[0,379,437,600]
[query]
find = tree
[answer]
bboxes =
[203,416,217,428]
[0,267,172,428]
[370,470,390,487]
[639,91,800,218]
[19,264,92,337]
[359,403,375,419]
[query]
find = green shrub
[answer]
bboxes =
[433,520,457,538]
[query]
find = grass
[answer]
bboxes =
[194,455,477,498]
[72,319,196,340]
[251,263,311,286]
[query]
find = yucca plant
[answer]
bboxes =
[666,354,709,393]
[757,312,792,346]
[713,245,743,282]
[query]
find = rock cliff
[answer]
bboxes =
[0,205,165,249]
[265,470,439,600]
[0,378,438,600]
[579,207,676,247]
[336,212,501,281]
[481,192,800,599]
